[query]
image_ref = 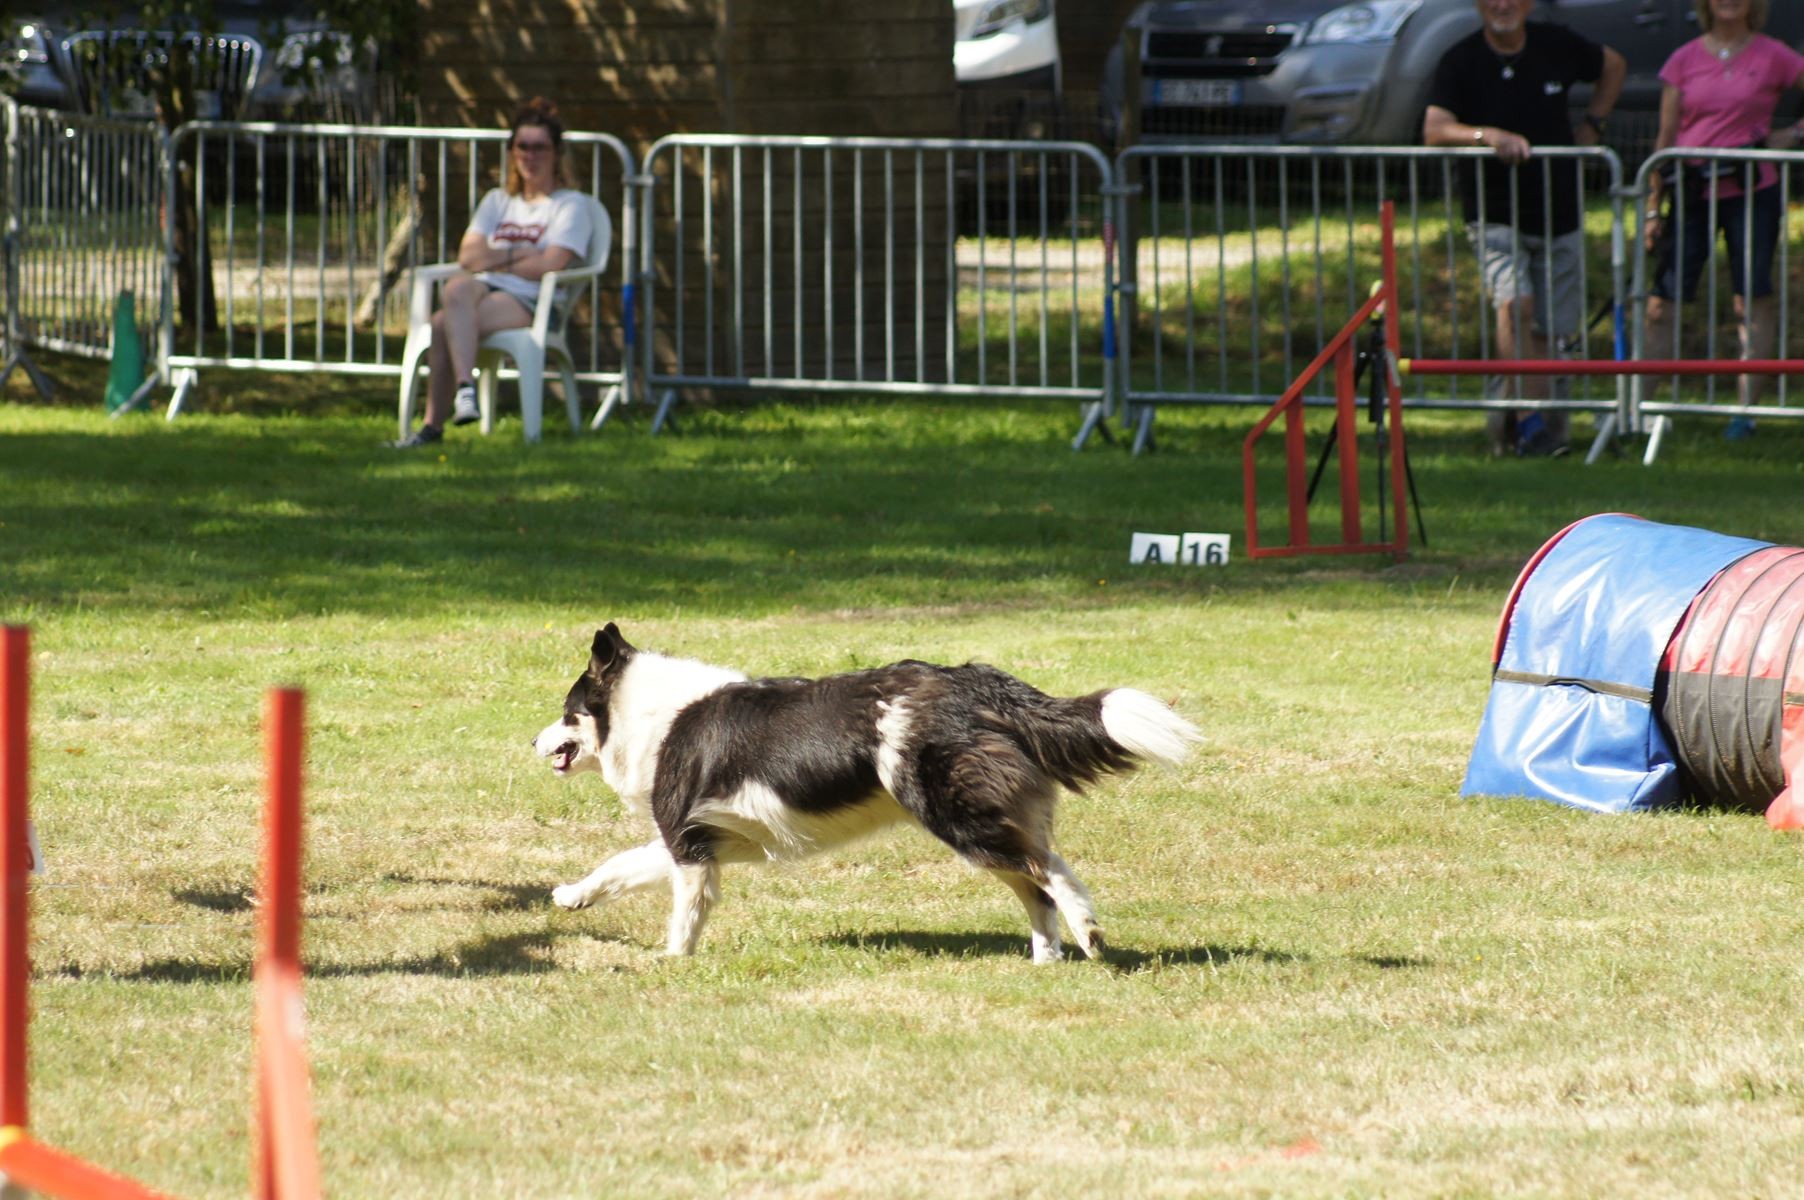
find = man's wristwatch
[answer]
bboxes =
[1472,126,1486,145]
[1583,113,1608,135]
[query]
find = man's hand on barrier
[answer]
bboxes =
[1481,127,1532,164]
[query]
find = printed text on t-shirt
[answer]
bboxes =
[495,222,545,245]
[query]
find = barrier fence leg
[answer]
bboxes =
[1584,411,1619,465]
[649,389,679,435]
[0,349,52,404]
[1642,414,1670,467]
[590,384,626,431]
[163,369,199,422]
[1130,405,1155,456]
[1071,401,1114,451]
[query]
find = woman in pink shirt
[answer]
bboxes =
[1642,0,1804,427]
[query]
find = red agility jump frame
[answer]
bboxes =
[1244,203,1804,557]
[1242,202,1408,561]
[0,626,320,1200]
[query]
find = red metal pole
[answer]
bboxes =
[1,627,29,1133]
[1334,340,1361,546]
[1401,357,1804,377]
[1284,386,1310,550]
[1382,201,1408,560]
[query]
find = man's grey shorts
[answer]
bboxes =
[1469,223,1585,338]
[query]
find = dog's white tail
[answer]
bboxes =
[1100,688,1201,766]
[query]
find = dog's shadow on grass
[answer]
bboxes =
[373,873,552,913]
[824,930,1314,971]
[1108,944,1308,971]
[168,876,548,917]
[58,928,602,983]
[60,877,615,983]
[171,887,254,914]
[826,930,1036,960]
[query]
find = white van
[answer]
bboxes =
[953,0,1061,95]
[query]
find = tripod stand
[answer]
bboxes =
[1304,307,1428,549]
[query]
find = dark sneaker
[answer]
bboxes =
[451,384,481,426]
[390,424,443,449]
[1517,427,1555,457]
[1515,412,1555,457]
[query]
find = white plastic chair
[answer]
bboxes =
[396,193,612,443]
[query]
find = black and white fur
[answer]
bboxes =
[533,624,1200,962]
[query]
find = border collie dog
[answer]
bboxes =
[533,625,1200,962]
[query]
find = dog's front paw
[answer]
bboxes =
[1079,928,1108,962]
[552,882,593,910]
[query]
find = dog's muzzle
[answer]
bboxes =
[534,721,583,774]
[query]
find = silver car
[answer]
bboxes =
[1103,0,1804,148]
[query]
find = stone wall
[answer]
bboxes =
[415,0,956,150]
[411,0,960,386]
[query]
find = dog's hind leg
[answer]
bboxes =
[890,739,1089,964]
[665,860,721,956]
[990,870,1063,964]
[553,838,673,910]
[1043,852,1106,961]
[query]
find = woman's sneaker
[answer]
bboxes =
[451,383,481,426]
[390,424,443,449]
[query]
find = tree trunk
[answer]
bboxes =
[354,173,428,329]
[158,45,218,335]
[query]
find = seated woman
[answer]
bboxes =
[393,97,596,448]
[1642,0,1804,437]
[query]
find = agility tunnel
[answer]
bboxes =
[1462,514,1804,828]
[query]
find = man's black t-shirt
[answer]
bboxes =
[1426,22,1606,236]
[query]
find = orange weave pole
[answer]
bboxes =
[1,628,29,1132]
[0,1131,179,1200]
[256,688,320,1200]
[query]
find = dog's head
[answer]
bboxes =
[533,623,636,777]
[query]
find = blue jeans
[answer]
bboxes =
[1652,184,1782,302]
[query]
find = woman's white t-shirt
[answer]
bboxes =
[466,188,594,312]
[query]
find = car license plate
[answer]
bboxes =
[1151,79,1242,108]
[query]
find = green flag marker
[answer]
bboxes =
[103,291,143,414]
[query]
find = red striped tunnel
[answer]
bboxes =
[1660,546,1804,828]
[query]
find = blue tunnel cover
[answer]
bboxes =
[1462,514,1769,812]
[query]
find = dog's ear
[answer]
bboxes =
[590,623,635,675]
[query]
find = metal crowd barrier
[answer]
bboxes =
[634,133,1116,433]
[10,104,1804,461]
[0,98,166,406]
[1628,147,1801,454]
[1110,144,1628,452]
[157,121,639,418]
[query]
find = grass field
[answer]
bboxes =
[5,354,1804,1198]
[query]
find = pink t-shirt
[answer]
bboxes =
[1660,34,1804,196]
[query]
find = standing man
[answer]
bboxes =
[1424,0,1625,456]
